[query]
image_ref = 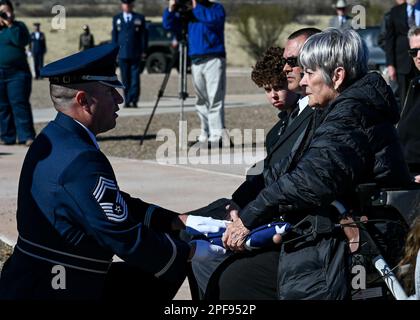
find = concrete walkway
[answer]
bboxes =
[32,93,267,123]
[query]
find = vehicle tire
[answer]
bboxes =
[146,52,168,74]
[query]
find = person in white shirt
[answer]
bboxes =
[29,22,46,79]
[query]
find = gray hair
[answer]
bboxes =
[49,82,98,111]
[408,26,420,39]
[299,28,368,88]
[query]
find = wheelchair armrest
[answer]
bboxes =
[356,183,420,225]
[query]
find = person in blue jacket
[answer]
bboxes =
[29,22,47,80]
[163,0,227,147]
[112,0,148,108]
[0,44,227,300]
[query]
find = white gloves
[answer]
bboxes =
[190,240,226,262]
[185,215,229,235]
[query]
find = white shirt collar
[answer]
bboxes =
[407,3,420,26]
[123,12,132,21]
[74,120,100,150]
[297,96,309,115]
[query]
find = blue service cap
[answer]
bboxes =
[40,43,124,89]
[121,0,135,3]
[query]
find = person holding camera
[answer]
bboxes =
[163,0,227,147]
[0,0,35,146]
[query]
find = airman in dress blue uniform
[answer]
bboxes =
[29,22,46,79]
[0,44,194,300]
[112,0,148,108]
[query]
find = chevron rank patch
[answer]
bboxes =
[93,177,128,222]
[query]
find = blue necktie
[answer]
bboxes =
[408,8,416,28]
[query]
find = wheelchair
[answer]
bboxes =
[347,182,420,300]
[184,183,420,300]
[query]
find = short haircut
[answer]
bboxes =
[299,28,368,88]
[251,46,287,88]
[49,82,98,110]
[288,27,322,40]
[0,0,13,11]
[408,26,420,39]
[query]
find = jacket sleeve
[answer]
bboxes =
[111,16,118,44]
[162,8,180,31]
[192,3,225,27]
[42,33,47,54]
[57,151,189,282]
[384,9,396,67]
[232,171,265,209]
[141,15,148,52]
[240,105,370,229]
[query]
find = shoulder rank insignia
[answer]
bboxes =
[93,176,128,222]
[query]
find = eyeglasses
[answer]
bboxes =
[283,56,299,68]
[408,48,420,58]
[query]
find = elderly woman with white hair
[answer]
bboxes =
[221,28,412,299]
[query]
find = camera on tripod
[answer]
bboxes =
[171,0,193,13]
[0,11,8,20]
[0,11,8,30]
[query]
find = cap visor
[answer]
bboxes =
[99,80,125,89]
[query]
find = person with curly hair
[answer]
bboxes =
[399,217,420,299]
[250,46,301,151]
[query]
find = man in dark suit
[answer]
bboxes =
[29,22,46,79]
[0,44,226,300]
[112,0,148,108]
[192,28,321,300]
[385,0,419,106]
[397,26,420,183]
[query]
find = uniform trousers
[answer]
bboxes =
[119,58,141,106]
[33,54,44,79]
[103,262,185,301]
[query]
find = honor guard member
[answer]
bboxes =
[29,22,47,79]
[112,0,148,108]
[0,44,226,300]
[79,24,95,51]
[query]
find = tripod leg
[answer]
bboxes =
[139,55,176,147]
[178,40,189,151]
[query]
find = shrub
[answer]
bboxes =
[232,4,296,61]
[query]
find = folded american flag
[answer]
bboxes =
[191,221,292,251]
